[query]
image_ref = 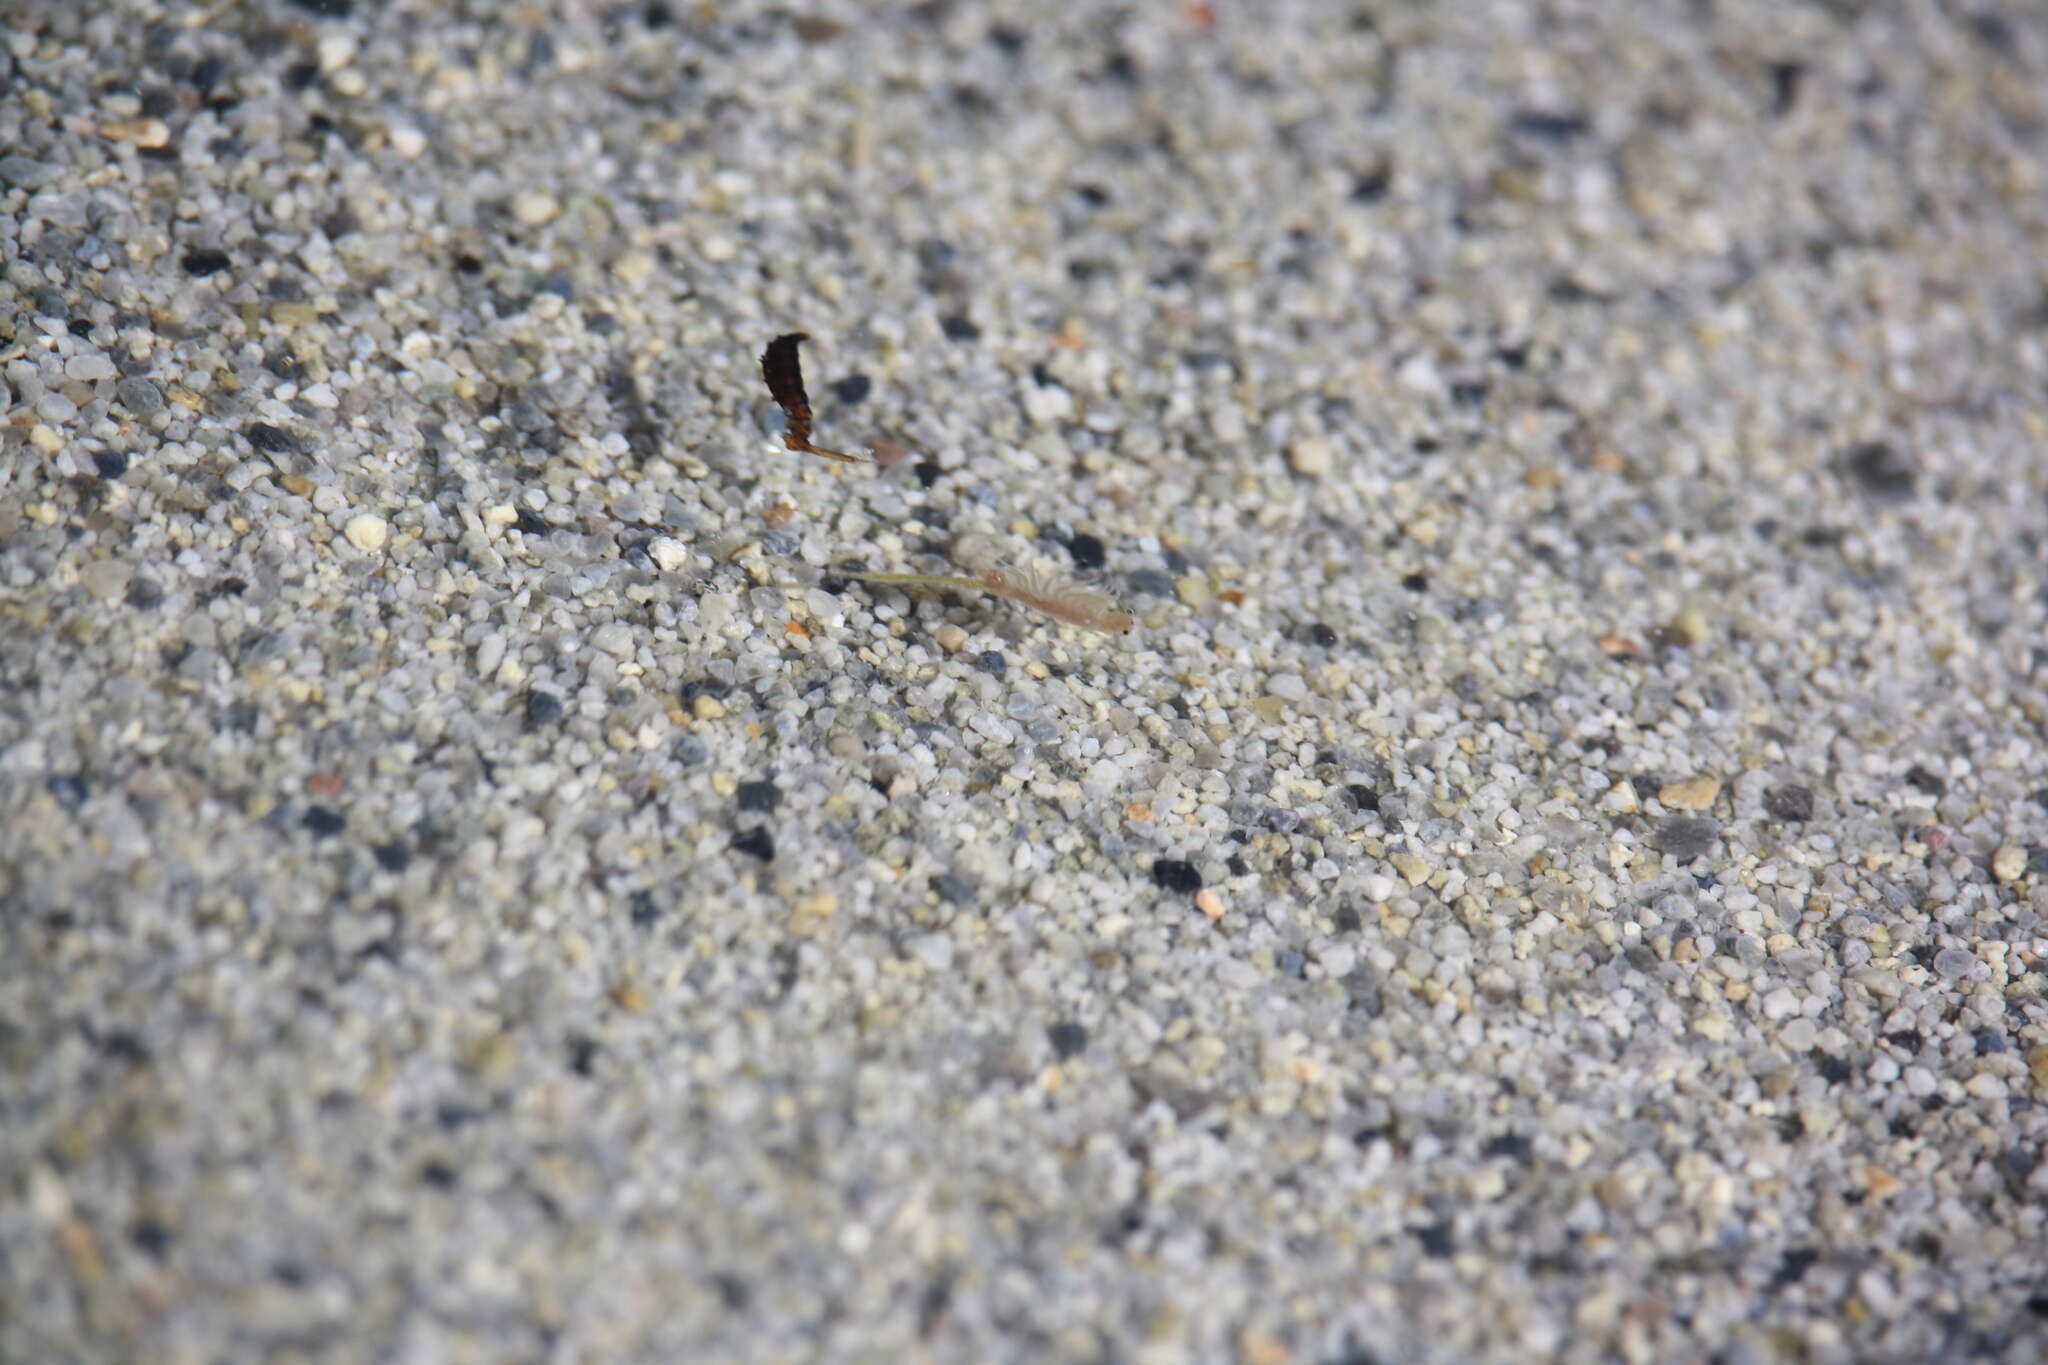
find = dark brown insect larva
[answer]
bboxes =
[759,333,867,463]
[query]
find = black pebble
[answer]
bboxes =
[1151,858,1201,893]
[830,374,872,404]
[1840,441,1916,500]
[181,249,232,277]
[1346,784,1379,812]
[1047,1021,1088,1060]
[420,1160,457,1189]
[125,577,164,609]
[1226,854,1249,877]
[1509,109,1589,142]
[1066,532,1106,570]
[1415,1222,1454,1257]
[1763,784,1815,822]
[303,806,346,837]
[1651,815,1719,861]
[1401,572,1429,593]
[732,826,775,861]
[1975,1029,2007,1055]
[1482,1132,1533,1160]
[514,507,551,536]
[1308,622,1338,648]
[1817,1055,1852,1084]
[932,873,975,905]
[46,773,90,810]
[1902,764,1945,796]
[291,0,354,14]
[974,650,1006,677]
[568,1035,599,1076]
[736,779,780,813]
[372,841,412,872]
[1333,906,1361,933]
[131,1219,171,1258]
[68,317,94,338]
[913,461,942,487]
[92,450,130,480]
[1126,569,1175,597]
[629,890,661,927]
[245,422,294,454]
[940,313,981,342]
[523,689,565,728]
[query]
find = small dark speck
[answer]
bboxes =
[291,0,354,15]
[1333,906,1361,933]
[1450,380,1488,406]
[1103,51,1139,83]
[1066,532,1106,570]
[831,374,871,404]
[1971,12,2016,48]
[988,23,1025,55]
[1226,854,1250,877]
[1346,784,1379,811]
[1349,163,1391,202]
[284,61,321,91]
[1308,623,1338,647]
[1509,110,1590,142]
[455,253,484,274]
[932,873,975,905]
[940,313,981,342]
[523,689,565,728]
[913,461,942,488]
[2026,1294,2048,1319]
[373,841,412,873]
[1047,1021,1088,1060]
[629,890,661,927]
[303,806,346,837]
[1839,441,1916,500]
[92,450,130,480]
[733,826,775,861]
[1415,1222,1454,1257]
[47,773,91,810]
[568,1034,600,1076]
[182,249,232,277]
[131,1219,171,1258]
[68,317,95,338]
[1401,572,1429,592]
[974,650,1006,677]
[1152,858,1201,894]
[125,577,164,609]
[1768,61,1804,116]
[420,1160,457,1189]
[736,779,780,813]
[514,508,550,536]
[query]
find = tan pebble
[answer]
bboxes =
[609,980,648,1013]
[100,117,170,148]
[796,890,837,917]
[1286,436,1332,477]
[1124,801,1153,822]
[1992,845,2026,882]
[28,425,62,453]
[1195,889,1223,919]
[1658,776,1721,811]
[2026,1045,2048,1093]
[692,694,725,720]
[1403,517,1440,547]
[934,624,968,653]
[1175,573,1212,608]
[482,503,518,526]
[1390,852,1430,885]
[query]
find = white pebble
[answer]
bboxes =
[590,623,635,657]
[1362,874,1396,903]
[65,354,116,382]
[344,513,389,552]
[388,124,427,159]
[512,190,561,227]
[648,536,689,572]
[1287,435,1332,477]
